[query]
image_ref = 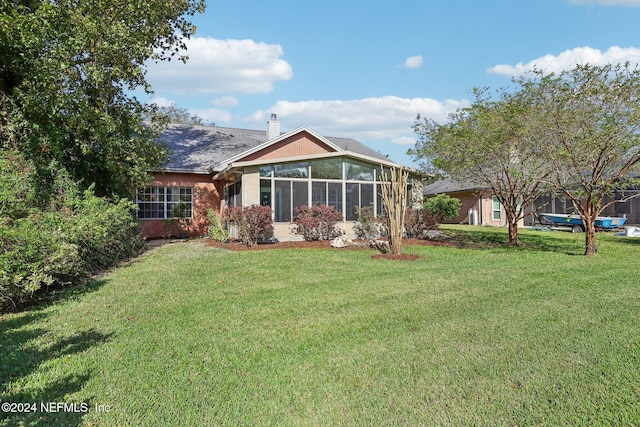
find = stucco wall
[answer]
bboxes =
[139,172,221,238]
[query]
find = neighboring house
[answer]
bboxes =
[423,178,524,227]
[424,178,640,227]
[137,115,422,239]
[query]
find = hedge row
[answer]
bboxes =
[0,189,145,310]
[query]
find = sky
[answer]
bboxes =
[142,0,640,168]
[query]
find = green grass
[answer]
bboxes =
[2,226,640,426]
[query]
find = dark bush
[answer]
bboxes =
[353,206,386,239]
[0,154,145,311]
[404,208,438,238]
[292,204,343,241]
[224,205,274,246]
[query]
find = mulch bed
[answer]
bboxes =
[204,237,463,261]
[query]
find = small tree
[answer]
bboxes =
[411,87,551,245]
[524,63,640,255]
[380,166,409,255]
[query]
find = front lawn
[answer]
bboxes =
[2,226,640,425]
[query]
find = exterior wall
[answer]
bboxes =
[242,166,261,206]
[446,191,481,224]
[139,172,221,238]
[432,190,524,227]
[239,132,335,162]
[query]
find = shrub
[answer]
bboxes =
[424,193,461,223]
[292,204,342,241]
[353,206,386,239]
[207,209,230,242]
[0,181,145,311]
[67,187,146,273]
[404,208,438,238]
[224,205,273,246]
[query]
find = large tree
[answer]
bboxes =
[411,87,551,245]
[523,63,640,256]
[0,0,206,197]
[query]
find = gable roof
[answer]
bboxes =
[158,123,392,174]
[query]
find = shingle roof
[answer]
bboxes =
[158,123,391,173]
[423,177,486,195]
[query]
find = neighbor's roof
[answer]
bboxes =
[423,177,487,195]
[158,123,392,173]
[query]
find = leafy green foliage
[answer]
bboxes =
[292,204,343,241]
[424,193,461,222]
[156,103,207,126]
[207,209,230,242]
[0,153,144,311]
[1,0,206,196]
[412,88,550,246]
[522,63,640,255]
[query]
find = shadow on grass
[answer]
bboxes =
[3,277,108,314]
[445,227,584,255]
[1,281,113,426]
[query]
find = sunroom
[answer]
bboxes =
[214,152,423,239]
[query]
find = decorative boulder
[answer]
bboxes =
[330,237,348,248]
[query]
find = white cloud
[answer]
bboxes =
[245,96,467,146]
[401,55,424,69]
[189,108,233,124]
[570,0,640,5]
[211,96,239,107]
[149,96,174,107]
[146,37,293,95]
[488,46,640,76]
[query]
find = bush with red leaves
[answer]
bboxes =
[292,204,343,241]
[224,205,274,246]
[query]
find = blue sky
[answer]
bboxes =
[143,0,640,167]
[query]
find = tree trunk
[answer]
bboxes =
[508,219,520,245]
[584,220,598,256]
[380,166,409,256]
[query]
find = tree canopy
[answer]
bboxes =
[524,63,640,255]
[155,103,208,126]
[411,63,640,255]
[411,87,551,245]
[0,0,206,197]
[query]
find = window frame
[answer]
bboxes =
[136,186,193,220]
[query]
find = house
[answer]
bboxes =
[137,115,422,239]
[422,177,524,227]
[424,177,640,227]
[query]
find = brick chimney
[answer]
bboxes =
[267,113,280,140]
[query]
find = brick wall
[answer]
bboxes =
[239,132,334,161]
[138,172,221,238]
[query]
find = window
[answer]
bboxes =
[492,196,502,220]
[137,187,193,219]
[274,181,291,222]
[274,162,308,178]
[227,182,241,207]
[259,166,272,177]
[345,159,374,181]
[328,182,342,213]
[260,157,389,222]
[346,183,359,221]
[310,158,342,179]
[260,179,271,207]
